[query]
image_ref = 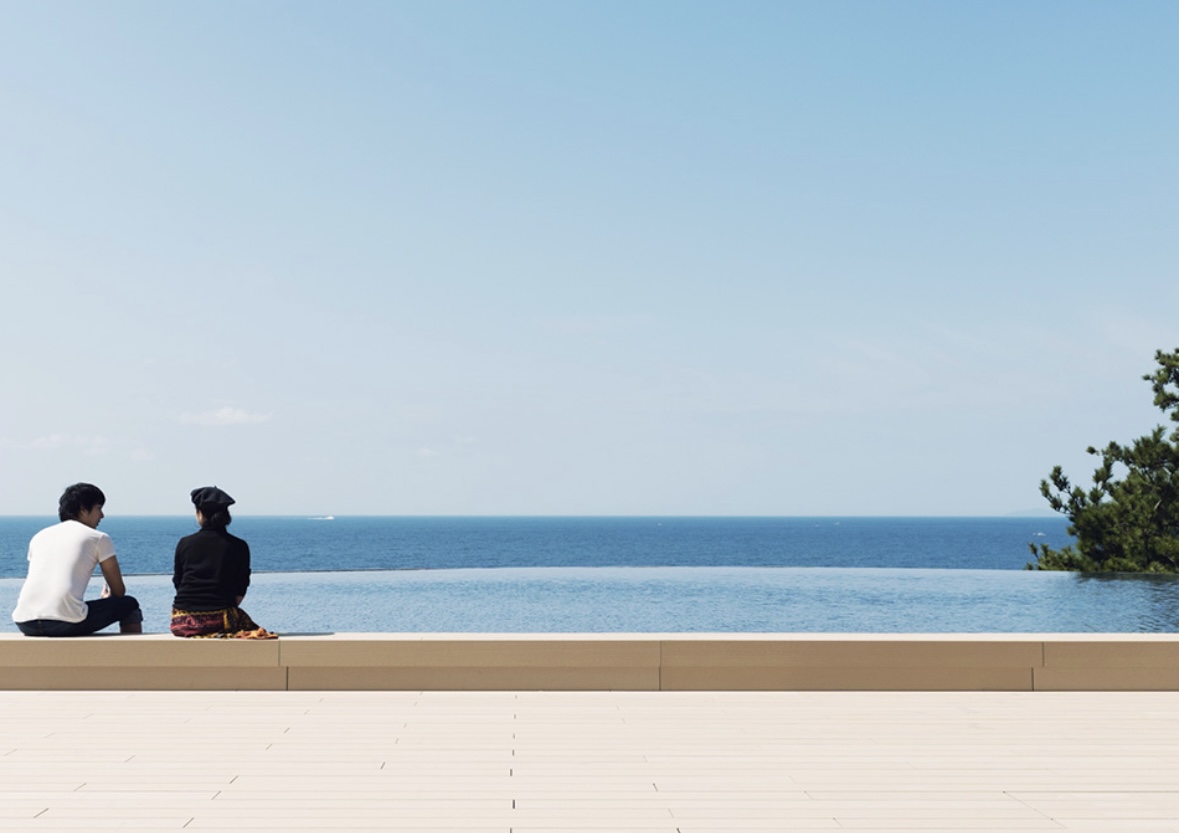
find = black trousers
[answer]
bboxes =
[16,596,143,636]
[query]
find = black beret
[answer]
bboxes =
[191,486,235,512]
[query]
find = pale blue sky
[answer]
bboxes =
[1,1,1176,516]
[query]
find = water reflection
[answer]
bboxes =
[1072,572,1179,632]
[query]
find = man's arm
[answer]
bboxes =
[99,556,127,597]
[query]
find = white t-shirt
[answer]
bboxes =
[12,520,116,623]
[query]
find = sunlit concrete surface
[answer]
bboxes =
[2,689,1179,831]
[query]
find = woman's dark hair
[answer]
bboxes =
[58,483,106,522]
[198,507,233,529]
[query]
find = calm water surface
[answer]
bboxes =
[0,516,1072,575]
[2,566,1176,633]
[4,515,1173,633]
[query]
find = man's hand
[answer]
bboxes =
[99,556,128,597]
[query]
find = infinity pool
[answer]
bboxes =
[5,567,1179,634]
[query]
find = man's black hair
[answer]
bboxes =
[58,483,106,522]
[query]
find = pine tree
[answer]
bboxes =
[1029,348,1179,572]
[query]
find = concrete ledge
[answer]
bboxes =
[281,634,660,691]
[0,634,283,690]
[2,633,1179,690]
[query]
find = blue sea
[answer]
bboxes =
[2,515,1177,633]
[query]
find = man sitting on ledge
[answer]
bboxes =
[12,483,143,637]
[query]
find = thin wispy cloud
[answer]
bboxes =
[416,437,478,459]
[180,407,272,427]
[2,434,111,455]
[540,314,651,336]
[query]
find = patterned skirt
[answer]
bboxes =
[170,606,278,639]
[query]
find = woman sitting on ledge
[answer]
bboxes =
[171,486,276,639]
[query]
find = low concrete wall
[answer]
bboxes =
[3,633,1179,691]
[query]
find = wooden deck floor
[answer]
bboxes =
[1,689,1178,831]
